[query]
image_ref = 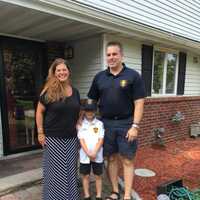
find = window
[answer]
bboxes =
[152,50,178,95]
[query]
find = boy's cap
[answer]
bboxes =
[83,99,97,111]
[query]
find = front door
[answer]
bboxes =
[0,37,45,154]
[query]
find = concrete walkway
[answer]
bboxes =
[0,168,42,197]
[0,151,112,200]
[0,183,42,200]
[0,151,139,200]
[0,168,112,200]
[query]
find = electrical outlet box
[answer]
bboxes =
[190,123,200,137]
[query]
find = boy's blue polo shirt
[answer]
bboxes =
[88,64,146,120]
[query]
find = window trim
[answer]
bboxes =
[151,48,179,96]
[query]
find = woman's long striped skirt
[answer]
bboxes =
[43,136,80,200]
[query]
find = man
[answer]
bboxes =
[88,41,146,200]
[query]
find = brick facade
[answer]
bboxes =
[139,96,200,147]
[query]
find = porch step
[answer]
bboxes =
[0,168,42,197]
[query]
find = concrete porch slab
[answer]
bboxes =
[0,168,42,197]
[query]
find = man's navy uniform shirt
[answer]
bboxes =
[88,64,146,120]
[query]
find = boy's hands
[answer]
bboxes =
[87,151,97,161]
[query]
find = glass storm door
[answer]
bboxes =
[1,38,44,154]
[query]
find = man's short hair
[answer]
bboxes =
[106,41,123,54]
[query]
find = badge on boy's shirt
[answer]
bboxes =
[89,125,99,134]
[93,127,98,134]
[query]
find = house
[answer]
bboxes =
[0,0,200,158]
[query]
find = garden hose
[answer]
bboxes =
[168,187,200,200]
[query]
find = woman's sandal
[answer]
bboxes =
[105,191,120,200]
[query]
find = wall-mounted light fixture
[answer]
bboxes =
[193,56,198,64]
[64,46,74,59]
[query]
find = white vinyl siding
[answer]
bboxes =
[70,34,142,98]
[75,0,200,42]
[69,35,103,98]
[184,53,200,96]
[104,34,142,73]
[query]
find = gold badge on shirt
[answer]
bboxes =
[120,80,128,88]
[93,127,98,134]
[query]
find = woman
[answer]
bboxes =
[36,58,80,200]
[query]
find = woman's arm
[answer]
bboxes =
[76,110,85,130]
[36,102,46,146]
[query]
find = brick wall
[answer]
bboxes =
[139,96,200,147]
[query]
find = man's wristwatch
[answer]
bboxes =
[131,123,140,130]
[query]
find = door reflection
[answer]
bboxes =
[4,48,39,151]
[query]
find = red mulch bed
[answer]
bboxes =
[132,137,200,200]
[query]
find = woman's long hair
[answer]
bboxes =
[41,58,71,103]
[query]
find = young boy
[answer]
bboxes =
[78,99,104,200]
